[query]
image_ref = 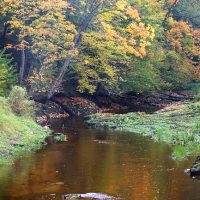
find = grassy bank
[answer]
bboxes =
[0,97,50,164]
[86,101,200,160]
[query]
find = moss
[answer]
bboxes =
[86,101,200,160]
[0,97,51,165]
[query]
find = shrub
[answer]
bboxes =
[0,96,50,164]
[8,86,35,117]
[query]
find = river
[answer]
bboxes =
[0,117,199,200]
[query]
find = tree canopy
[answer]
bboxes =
[0,0,199,97]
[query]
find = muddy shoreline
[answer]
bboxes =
[35,89,195,125]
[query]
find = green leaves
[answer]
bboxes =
[0,49,16,96]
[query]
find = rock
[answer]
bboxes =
[53,96,99,116]
[187,156,200,177]
[46,133,67,144]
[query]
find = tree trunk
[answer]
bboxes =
[47,56,72,99]
[162,0,180,26]
[0,23,9,42]
[47,12,96,99]
[20,49,26,86]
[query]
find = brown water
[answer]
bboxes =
[0,118,199,200]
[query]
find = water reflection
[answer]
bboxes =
[0,118,199,200]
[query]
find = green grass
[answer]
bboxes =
[0,97,51,164]
[186,83,200,101]
[86,101,200,160]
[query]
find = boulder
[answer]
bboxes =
[185,156,200,177]
[190,156,200,176]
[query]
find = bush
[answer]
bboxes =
[8,86,35,117]
[0,96,50,164]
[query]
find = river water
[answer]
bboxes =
[0,118,200,200]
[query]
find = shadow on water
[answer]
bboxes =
[0,118,200,200]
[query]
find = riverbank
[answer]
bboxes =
[0,97,51,164]
[86,101,200,160]
[34,88,196,125]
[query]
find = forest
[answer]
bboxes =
[0,0,199,97]
[0,0,200,199]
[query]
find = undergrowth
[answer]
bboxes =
[0,87,50,165]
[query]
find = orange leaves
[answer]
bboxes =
[100,22,117,39]
[192,29,200,56]
[166,19,192,51]
[166,18,199,75]
[126,7,140,22]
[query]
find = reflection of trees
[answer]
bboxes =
[0,128,194,199]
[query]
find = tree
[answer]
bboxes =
[0,49,16,96]
[118,0,198,93]
[162,0,180,26]
[73,0,155,94]
[46,0,155,97]
[0,0,199,97]
[1,0,154,97]
[0,0,76,88]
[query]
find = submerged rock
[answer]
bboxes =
[46,133,67,144]
[63,193,121,200]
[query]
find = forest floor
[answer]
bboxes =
[0,97,51,165]
[86,100,200,160]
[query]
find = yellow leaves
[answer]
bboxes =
[103,65,117,78]
[97,1,155,59]
[126,8,140,21]
[38,0,68,11]
[2,0,79,92]
[167,17,174,26]
[8,19,21,28]
[85,69,99,79]
[77,78,96,94]
[116,1,127,10]
[101,22,117,38]
[115,0,140,21]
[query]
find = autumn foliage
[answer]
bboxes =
[0,0,199,96]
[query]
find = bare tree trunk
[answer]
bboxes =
[47,11,97,99]
[26,52,33,81]
[0,23,9,42]
[47,56,72,99]
[20,48,26,86]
